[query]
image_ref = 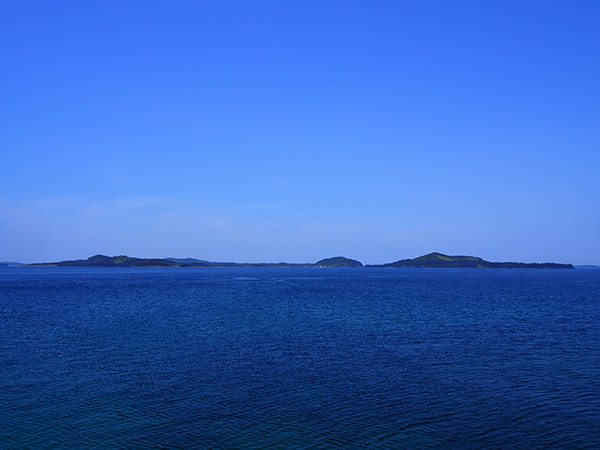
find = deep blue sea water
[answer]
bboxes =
[0,267,599,449]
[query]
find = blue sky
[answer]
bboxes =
[2,1,599,264]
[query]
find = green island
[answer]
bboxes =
[27,252,572,269]
[365,252,572,269]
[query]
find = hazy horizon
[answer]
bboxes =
[2,2,599,265]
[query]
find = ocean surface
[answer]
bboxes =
[1,267,599,449]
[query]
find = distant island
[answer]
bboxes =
[26,252,572,269]
[0,261,25,267]
[315,257,363,268]
[29,254,361,268]
[365,252,572,269]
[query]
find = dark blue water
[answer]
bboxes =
[1,267,599,449]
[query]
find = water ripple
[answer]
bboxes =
[1,267,599,449]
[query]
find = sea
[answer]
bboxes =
[0,267,599,449]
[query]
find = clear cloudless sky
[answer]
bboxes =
[2,1,599,264]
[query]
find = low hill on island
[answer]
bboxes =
[315,257,363,268]
[367,252,573,269]
[49,255,198,267]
